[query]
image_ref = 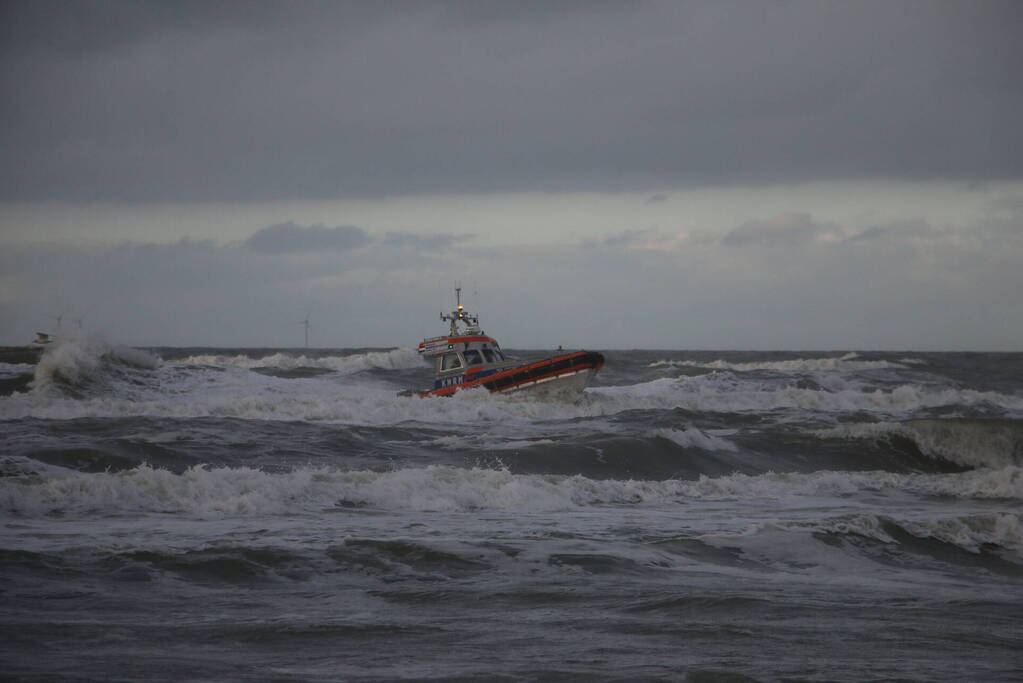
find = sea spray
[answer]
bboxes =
[31,334,161,396]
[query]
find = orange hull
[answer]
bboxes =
[422,350,604,398]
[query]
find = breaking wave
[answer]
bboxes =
[649,427,738,452]
[817,419,1023,470]
[590,376,1023,419]
[3,463,1020,520]
[172,348,423,374]
[649,352,907,372]
[5,367,1023,424]
[30,335,161,396]
[702,511,1023,565]
[0,361,35,376]
[809,512,1023,556]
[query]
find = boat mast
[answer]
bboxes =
[440,286,479,336]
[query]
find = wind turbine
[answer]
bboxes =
[301,313,311,348]
[51,313,64,331]
[74,315,85,329]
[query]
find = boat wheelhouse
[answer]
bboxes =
[412,288,604,400]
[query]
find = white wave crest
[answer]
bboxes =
[172,348,424,374]
[0,361,35,375]
[31,334,160,392]
[902,513,1023,554]
[816,420,1023,469]
[3,464,1020,520]
[814,512,1022,555]
[703,511,1023,565]
[649,427,738,452]
[5,363,1022,424]
[649,352,904,373]
[592,377,1023,420]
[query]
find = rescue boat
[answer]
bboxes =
[409,289,604,400]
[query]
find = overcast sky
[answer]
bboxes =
[1,0,1021,350]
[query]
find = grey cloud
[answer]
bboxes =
[847,220,945,243]
[0,1,386,57]
[245,223,370,253]
[645,193,669,204]
[452,219,1023,350]
[1,1,1021,201]
[847,226,889,243]
[721,213,842,248]
[383,232,473,250]
[597,230,655,249]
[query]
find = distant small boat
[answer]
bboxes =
[32,332,54,346]
[406,289,604,400]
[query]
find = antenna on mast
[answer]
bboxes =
[440,282,479,336]
[441,280,462,320]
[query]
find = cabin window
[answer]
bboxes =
[441,353,462,371]
[464,349,483,365]
[481,349,496,363]
[493,348,505,361]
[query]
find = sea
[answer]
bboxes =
[1,337,1021,682]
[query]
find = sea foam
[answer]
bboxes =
[172,348,423,374]
[5,363,1023,425]
[648,352,907,373]
[3,463,1020,520]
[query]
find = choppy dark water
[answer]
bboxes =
[2,337,1022,682]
